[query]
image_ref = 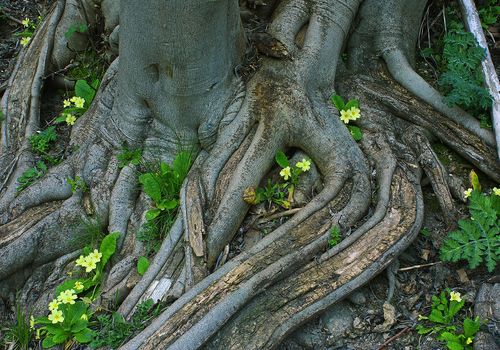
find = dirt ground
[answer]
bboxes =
[0,1,498,350]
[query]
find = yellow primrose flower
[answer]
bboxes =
[493,187,500,196]
[279,166,291,180]
[296,159,311,172]
[71,96,85,109]
[22,18,31,27]
[340,109,352,124]
[58,289,77,305]
[75,255,87,267]
[84,259,97,273]
[463,188,472,199]
[449,291,462,303]
[348,106,361,121]
[89,249,102,263]
[63,99,71,108]
[30,315,35,330]
[466,337,473,345]
[65,114,76,126]
[48,309,64,324]
[417,314,427,321]
[20,37,30,47]
[74,281,84,290]
[48,299,59,311]
[81,314,88,321]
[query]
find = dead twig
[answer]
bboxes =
[257,207,302,224]
[398,261,441,272]
[377,327,412,350]
[0,8,24,26]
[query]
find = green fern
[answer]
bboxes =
[440,191,500,272]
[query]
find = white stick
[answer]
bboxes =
[459,0,500,161]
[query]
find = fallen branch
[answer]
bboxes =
[377,327,412,350]
[459,0,500,161]
[398,261,441,272]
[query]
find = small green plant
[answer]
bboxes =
[67,176,88,193]
[440,189,499,272]
[420,227,431,238]
[17,161,47,192]
[89,299,162,348]
[138,151,193,253]
[1,301,33,350]
[417,289,481,350]
[328,226,341,247]
[331,94,362,141]
[478,0,500,29]
[117,146,142,168]
[55,79,99,126]
[29,126,58,155]
[32,232,120,348]
[65,23,88,40]
[244,151,312,209]
[0,110,5,122]
[15,17,41,47]
[137,256,150,276]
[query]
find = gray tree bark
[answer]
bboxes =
[0,0,499,348]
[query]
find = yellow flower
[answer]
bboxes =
[449,291,462,303]
[89,249,102,263]
[74,281,84,290]
[71,96,85,109]
[279,166,291,180]
[340,109,352,124]
[48,309,64,324]
[296,159,311,172]
[466,337,473,345]
[20,37,30,47]
[417,314,427,321]
[65,114,76,126]
[22,18,31,27]
[63,99,71,108]
[81,314,88,321]
[75,255,87,267]
[30,315,35,330]
[48,299,59,311]
[58,289,77,305]
[463,188,472,199]
[348,106,361,121]
[84,259,97,273]
[493,187,500,196]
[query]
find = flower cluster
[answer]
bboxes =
[493,187,500,196]
[279,158,311,181]
[19,18,38,47]
[463,188,472,199]
[449,291,462,303]
[60,96,86,126]
[340,106,361,124]
[75,249,102,273]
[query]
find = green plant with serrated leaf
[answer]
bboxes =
[138,151,193,254]
[331,94,362,141]
[17,161,47,192]
[243,151,312,210]
[328,226,341,248]
[67,176,88,193]
[89,299,162,348]
[417,289,480,350]
[32,232,120,348]
[440,189,499,272]
[117,146,142,168]
[29,126,58,155]
[478,0,499,29]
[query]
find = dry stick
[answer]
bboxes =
[459,0,500,161]
[377,327,412,350]
[398,261,441,272]
[1,9,24,25]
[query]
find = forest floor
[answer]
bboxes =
[0,1,498,350]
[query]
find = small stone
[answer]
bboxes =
[320,301,354,338]
[348,290,366,305]
[353,316,363,329]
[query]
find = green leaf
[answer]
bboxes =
[71,319,88,333]
[469,170,481,192]
[347,125,362,141]
[139,173,162,203]
[137,256,150,276]
[331,94,345,111]
[55,279,81,295]
[344,99,360,110]
[145,208,161,221]
[99,231,120,267]
[75,80,96,106]
[42,336,57,348]
[463,317,481,338]
[275,151,289,168]
[157,199,178,210]
[74,327,94,343]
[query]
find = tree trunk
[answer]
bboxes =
[0,0,499,349]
